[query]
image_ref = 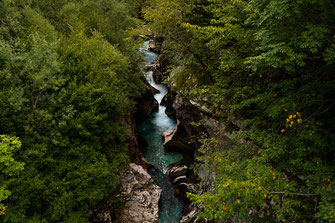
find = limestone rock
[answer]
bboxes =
[173,175,187,184]
[161,122,194,154]
[149,40,156,51]
[146,62,164,84]
[160,91,176,117]
[122,115,151,169]
[173,95,207,138]
[169,165,188,178]
[135,82,159,119]
[180,209,199,223]
[115,163,162,223]
[175,182,196,203]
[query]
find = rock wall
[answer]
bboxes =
[123,114,152,169]
[115,163,162,223]
[135,82,159,120]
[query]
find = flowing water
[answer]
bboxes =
[137,41,183,222]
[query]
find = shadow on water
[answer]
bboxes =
[137,41,183,223]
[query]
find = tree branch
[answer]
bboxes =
[270,191,318,197]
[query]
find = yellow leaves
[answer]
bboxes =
[258,186,262,190]
[286,112,303,127]
[237,199,240,204]
[281,129,285,133]
[0,204,6,215]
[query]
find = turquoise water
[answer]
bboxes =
[137,42,183,223]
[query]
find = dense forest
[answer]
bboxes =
[0,0,334,222]
[141,0,335,222]
[0,0,144,222]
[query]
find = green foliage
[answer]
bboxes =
[0,135,24,216]
[0,0,144,222]
[144,0,335,221]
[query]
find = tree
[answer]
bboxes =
[0,135,24,216]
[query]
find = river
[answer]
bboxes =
[137,41,183,223]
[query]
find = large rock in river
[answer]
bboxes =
[161,121,194,154]
[169,165,188,179]
[115,163,162,223]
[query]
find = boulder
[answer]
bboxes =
[150,85,160,94]
[161,122,194,154]
[149,40,156,51]
[169,165,188,178]
[145,62,164,84]
[173,175,187,185]
[160,91,176,117]
[115,163,162,223]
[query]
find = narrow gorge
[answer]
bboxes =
[137,41,184,222]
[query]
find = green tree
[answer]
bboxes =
[0,135,24,216]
